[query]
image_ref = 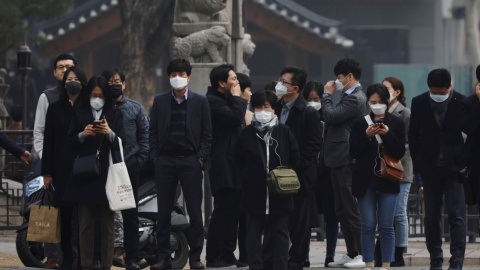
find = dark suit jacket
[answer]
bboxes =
[0,131,25,159]
[275,95,322,194]
[408,90,466,174]
[321,86,369,167]
[462,94,480,203]
[350,112,405,198]
[149,89,212,168]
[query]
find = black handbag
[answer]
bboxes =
[72,135,104,179]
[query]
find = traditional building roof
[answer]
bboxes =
[252,0,353,48]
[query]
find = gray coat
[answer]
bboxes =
[389,102,413,183]
[322,86,368,167]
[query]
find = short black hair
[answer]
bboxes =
[59,66,88,103]
[427,68,451,89]
[366,83,390,106]
[101,68,125,82]
[53,54,77,70]
[167,59,192,76]
[251,90,277,110]
[210,64,235,90]
[302,80,324,101]
[264,80,278,91]
[334,58,362,80]
[280,66,307,92]
[236,73,251,92]
[10,105,22,122]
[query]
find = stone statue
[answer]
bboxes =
[170,26,230,63]
[0,69,6,84]
[177,0,229,23]
[241,33,256,75]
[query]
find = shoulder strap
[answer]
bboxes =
[364,115,383,144]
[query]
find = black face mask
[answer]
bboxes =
[65,81,82,95]
[109,84,123,99]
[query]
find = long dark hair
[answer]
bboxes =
[383,77,406,106]
[302,80,324,101]
[59,66,88,104]
[82,76,115,116]
[366,83,390,106]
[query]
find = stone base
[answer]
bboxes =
[189,63,222,96]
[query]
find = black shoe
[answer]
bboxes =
[430,258,443,270]
[304,260,310,267]
[190,260,205,269]
[236,260,249,267]
[92,259,102,270]
[324,257,334,268]
[206,258,236,268]
[125,260,141,270]
[137,258,148,269]
[150,259,172,270]
[448,258,462,270]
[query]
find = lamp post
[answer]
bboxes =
[17,45,32,130]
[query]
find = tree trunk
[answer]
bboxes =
[118,0,175,109]
[465,0,480,65]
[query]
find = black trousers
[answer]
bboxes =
[288,193,311,269]
[238,210,247,263]
[206,188,242,262]
[422,166,466,264]
[59,205,75,269]
[246,212,289,270]
[120,162,140,262]
[155,155,204,262]
[330,165,362,257]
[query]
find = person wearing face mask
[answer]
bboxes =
[369,77,412,267]
[321,58,368,268]
[349,84,405,270]
[303,81,340,268]
[34,54,77,270]
[205,64,246,268]
[41,66,86,270]
[235,90,300,270]
[409,69,467,270]
[273,67,322,270]
[65,75,124,270]
[237,73,254,127]
[149,59,211,270]
[101,68,149,270]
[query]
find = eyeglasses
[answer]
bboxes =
[90,94,105,99]
[56,65,74,71]
[279,79,295,86]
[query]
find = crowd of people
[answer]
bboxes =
[16,53,479,270]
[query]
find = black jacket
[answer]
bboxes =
[64,105,123,205]
[149,89,212,167]
[41,100,77,207]
[0,131,25,159]
[408,91,466,174]
[275,95,323,195]
[350,112,405,198]
[462,94,480,202]
[206,87,247,195]
[235,123,300,214]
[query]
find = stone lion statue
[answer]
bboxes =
[170,26,230,63]
[177,0,229,23]
[240,33,256,75]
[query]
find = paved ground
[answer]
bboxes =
[1,234,479,269]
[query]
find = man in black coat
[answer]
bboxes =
[274,66,322,270]
[205,64,247,268]
[149,59,212,270]
[0,131,29,163]
[409,69,466,270]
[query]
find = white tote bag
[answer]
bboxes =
[105,137,136,211]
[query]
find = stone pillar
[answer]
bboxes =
[0,84,10,130]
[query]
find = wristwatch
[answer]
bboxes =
[322,93,332,98]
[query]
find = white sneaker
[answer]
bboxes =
[343,255,366,268]
[328,254,352,267]
[379,268,388,270]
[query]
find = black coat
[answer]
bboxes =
[408,91,466,174]
[0,131,24,158]
[206,87,247,195]
[349,112,405,198]
[462,94,480,203]
[64,105,123,205]
[41,100,77,207]
[235,123,300,214]
[275,95,323,195]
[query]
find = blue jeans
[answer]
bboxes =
[358,185,398,263]
[394,182,411,247]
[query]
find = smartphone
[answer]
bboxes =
[93,120,102,127]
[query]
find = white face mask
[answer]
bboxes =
[170,76,188,91]
[370,103,387,115]
[275,82,288,97]
[429,93,449,103]
[307,101,322,111]
[90,98,105,111]
[254,110,273,124]
[388,92,395,103]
